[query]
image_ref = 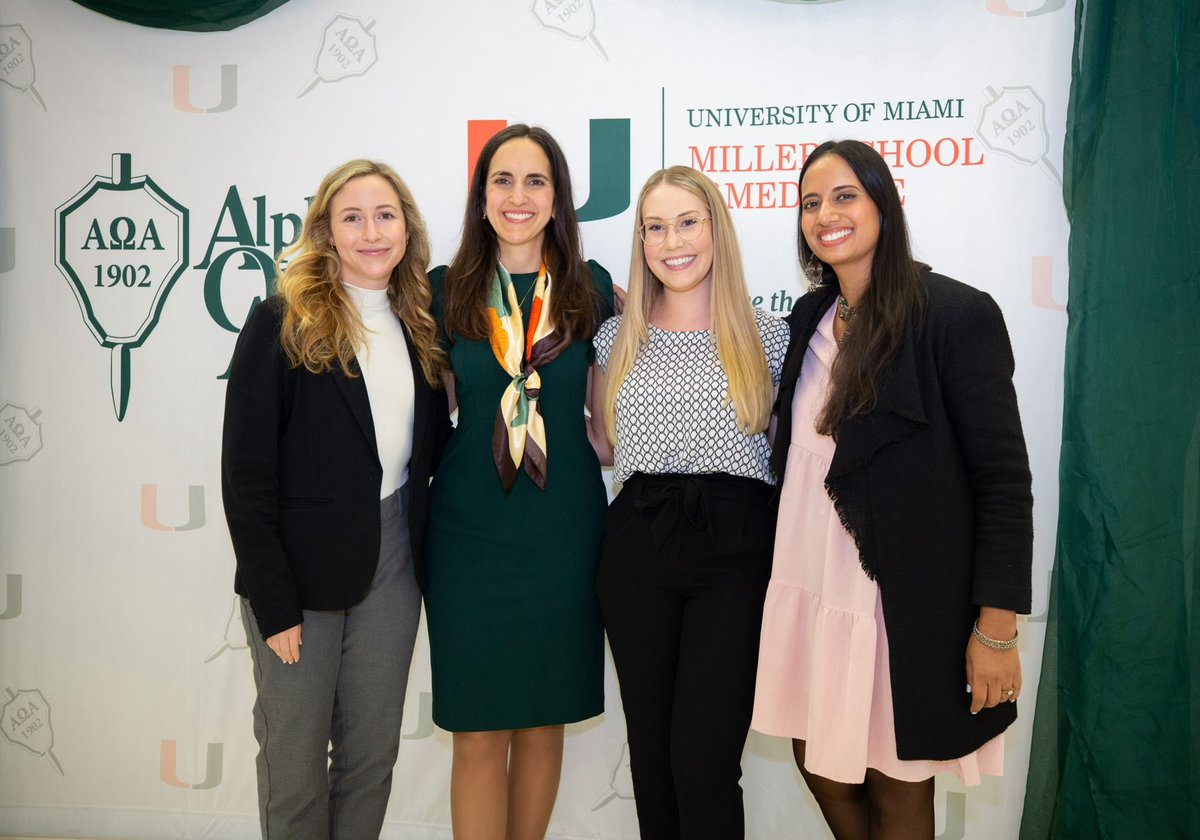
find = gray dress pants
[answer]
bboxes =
[242,486,421,840]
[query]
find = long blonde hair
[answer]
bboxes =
[274,159,445,387]
[602,166,771,440]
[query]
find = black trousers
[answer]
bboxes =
[596,473,775,840]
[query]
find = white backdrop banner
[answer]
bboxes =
[0,0,1072,837]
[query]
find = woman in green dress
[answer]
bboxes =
[425,124,614,840]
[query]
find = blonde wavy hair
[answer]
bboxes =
[274,160,445,387]
[602,166,772,440]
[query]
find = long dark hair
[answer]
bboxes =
[441,123,601,341]
[798,140,926,437]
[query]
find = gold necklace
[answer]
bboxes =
[517,278,537,309]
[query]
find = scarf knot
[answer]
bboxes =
[488,263,564,491]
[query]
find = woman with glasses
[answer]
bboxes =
[424,124,614,840]
[591,166,788,840]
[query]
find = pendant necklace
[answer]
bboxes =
[836,295,856,346]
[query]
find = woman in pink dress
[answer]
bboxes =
[752,140,1033,838]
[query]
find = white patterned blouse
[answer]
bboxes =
[593,309,790,486]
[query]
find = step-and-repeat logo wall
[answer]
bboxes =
[0,0,1071,836]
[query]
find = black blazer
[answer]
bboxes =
[772,272,1033,760]
[222,296,450,640]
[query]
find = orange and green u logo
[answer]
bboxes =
[160,740,223,789]
[467,119,631,222]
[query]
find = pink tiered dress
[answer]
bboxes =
[751,304,1003,785]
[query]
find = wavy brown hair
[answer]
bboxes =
[274,160,445,387]
[441,124,601,341]
[798,140,926,437]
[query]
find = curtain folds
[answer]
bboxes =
[1020,1,1200,837]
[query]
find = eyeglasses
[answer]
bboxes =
[637,216,710,245]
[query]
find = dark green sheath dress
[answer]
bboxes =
[425,261,612,731]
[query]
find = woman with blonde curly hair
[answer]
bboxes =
[222,159,450,839]
[592,166,789,839]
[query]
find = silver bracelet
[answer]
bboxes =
[972,620,1018,650]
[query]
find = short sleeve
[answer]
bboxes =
[593,316,621,372]
[585,260,615,363]
[587,259,615,313]
[756,309,791,385]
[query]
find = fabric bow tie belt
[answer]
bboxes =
[630,476,715,561]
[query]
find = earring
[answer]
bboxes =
[803,254,824,291]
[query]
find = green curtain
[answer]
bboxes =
[1020,1,1200,838]
[68,0,293,31]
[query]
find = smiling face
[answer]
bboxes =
[799,153,881,287]
[640,182,714,298]
[328,174,407,290]
[484,137,555,267]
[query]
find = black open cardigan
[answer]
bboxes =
[771,271,1033,761]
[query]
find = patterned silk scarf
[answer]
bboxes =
[487,263,571,491]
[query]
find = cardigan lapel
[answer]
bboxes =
[774,284,929,482]
[826,317,928,479]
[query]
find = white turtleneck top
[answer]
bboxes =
[343,283,415,498]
